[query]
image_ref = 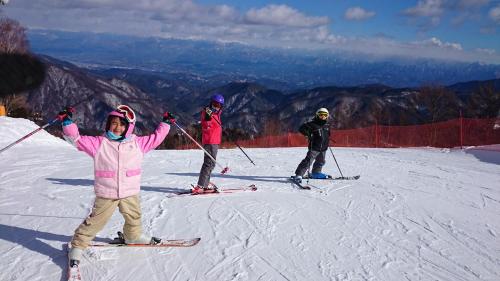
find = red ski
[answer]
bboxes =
[89,237,201,248]
[173,184,257,197]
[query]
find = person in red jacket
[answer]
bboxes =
[192,94,224,194]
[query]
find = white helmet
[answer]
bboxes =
[316,108,329,117]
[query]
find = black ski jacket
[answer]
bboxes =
[299,118,331,152]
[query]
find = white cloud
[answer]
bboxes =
[332,36,500,63]
[244,4,329,27]
[475,48,495,55]
[344,7,375,21]
[3,0,500,63]
[402,0,445,31]
[419,37,463,50]
[403,0,445,17]
[489,5,500,23]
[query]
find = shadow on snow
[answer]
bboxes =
[45,177,187,194]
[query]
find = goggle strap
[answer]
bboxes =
[116,105,136,123]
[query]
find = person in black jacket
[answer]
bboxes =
[291,108,331,183]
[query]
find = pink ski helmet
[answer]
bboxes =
[106,104,136,138]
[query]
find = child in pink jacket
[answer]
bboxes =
[60,105,176,268]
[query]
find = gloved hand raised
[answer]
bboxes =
[57,106,75,121]
[205,107,213,117]
[204,107,213,121]
[162,112,177,125]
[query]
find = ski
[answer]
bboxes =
[288,177,311,190]
[304,175,360,180]
[173,184,257,196]
[89,237,201,248]
[334,175,360,180]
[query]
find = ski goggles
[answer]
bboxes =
[116,104,136,123]
[211,101,222,108]
[317,112,329,117]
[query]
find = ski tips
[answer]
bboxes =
[220,167,230,174]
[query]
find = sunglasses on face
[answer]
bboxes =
[116,104,136,123]
[318,113,329,117]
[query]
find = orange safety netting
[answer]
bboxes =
[175,118,500,149]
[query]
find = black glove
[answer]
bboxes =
[162,112,177,124]
[57,106,74,121]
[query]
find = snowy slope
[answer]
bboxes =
[1,116,499,281]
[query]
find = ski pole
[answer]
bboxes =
[231,139,256,166]
[0,116,61,154]
[328,147,344,178]
[173,122,229,174]
[0,103,83,155]
[0,95,92,155]
[210,114,256,166]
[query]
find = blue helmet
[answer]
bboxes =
[211,94,224,105]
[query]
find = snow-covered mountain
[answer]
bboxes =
[15,55,500,138]
[25,55,165,136]
[29,29,500,89]
[1,117,499,281]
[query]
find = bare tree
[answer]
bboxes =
[466,83,500,118]
[0,17,44,117]
[417,85,459,123]
[262,117,283,136]
[0,17,29,54]
[0,94,15,113]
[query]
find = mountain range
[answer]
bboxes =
[28,30,500,90]
[16,55,500,142]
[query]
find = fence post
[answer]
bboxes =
[460,111,463,149]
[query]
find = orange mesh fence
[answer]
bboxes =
[230,133,308,148]
[173,118,500,149]
[462,118,500,147]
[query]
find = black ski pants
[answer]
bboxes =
[295,150,326,177]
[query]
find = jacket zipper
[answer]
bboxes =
[117,142,121,198]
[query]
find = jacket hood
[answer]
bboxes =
[106,110,135,139]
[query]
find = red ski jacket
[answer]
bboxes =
[201,109,222,145]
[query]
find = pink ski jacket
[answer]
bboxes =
[63,122,170,199]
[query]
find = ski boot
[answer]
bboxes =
[69,259,80,268]
[310,172,331,179]
[113,231,162,245]
[203,182,219,193]
[68,247,83,268]
[191,185,204,194]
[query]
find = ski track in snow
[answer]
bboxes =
[1,118,500,281]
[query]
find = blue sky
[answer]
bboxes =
[2,0,500,63]
[201,0,498,50]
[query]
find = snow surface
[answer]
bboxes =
[1,116,500,281]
